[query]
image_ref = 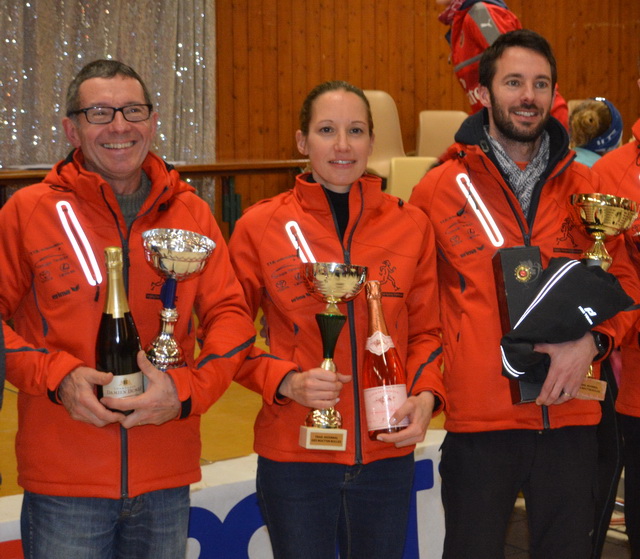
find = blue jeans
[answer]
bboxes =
[21,486,190,559]
[256,453,415,559]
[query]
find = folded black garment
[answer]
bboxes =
[500,257,635,383]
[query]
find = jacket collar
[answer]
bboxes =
[293,172,385,212]
[45,149,193,211]
[451,109,571,174]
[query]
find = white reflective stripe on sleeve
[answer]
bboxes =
[456,173,505,247]
[56,201,103,286]
[285,220,317,264]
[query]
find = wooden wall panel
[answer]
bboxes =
[216,1,640,210]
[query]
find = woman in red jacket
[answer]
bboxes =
[229,81,446,559]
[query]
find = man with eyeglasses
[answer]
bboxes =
[0,59,256,558]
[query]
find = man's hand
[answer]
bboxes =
[58,366,123,427]
[377,391,436,448]
[277,368,352,409]
[534,331,598,406]
[101,351,182,429]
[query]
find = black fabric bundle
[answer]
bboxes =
[500,258,635,383]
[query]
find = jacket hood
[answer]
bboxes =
[293,172,386,212]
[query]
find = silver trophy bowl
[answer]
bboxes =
[142,228,216,280]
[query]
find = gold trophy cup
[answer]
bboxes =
[299,262,368,451]
[569,193,638,400]
[570,193,638,271]
[142,228,216,370]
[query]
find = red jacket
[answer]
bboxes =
[229,173,445,465]
[447,0,569,129]
[409,111,640,433]
[0,150,255,498]
[593,118,640,418]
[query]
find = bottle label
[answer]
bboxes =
[365,331,395,356]
[363,384,409,431]
[102,372,144,399]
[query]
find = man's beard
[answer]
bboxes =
[490,92,550,143]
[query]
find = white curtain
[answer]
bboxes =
[0,0,216,169]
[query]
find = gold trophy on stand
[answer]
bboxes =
[142,228,216,370]
[569,193,638,400]
[570,193,638,271]
[299,262,368,451]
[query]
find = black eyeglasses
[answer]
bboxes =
[67,104,153,124]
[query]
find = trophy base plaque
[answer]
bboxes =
[576,368,607,401]
[509,376,606,403]
[299,426,347,451]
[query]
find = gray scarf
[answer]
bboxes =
[485,127,550,217]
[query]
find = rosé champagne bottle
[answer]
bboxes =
[362,280,409,440]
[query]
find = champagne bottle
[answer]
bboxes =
[362,280,409,440]
[96,247,144,411]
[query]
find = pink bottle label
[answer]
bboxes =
[363,384,409,431]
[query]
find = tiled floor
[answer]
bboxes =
[505,497,631,558]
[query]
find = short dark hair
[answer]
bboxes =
[66,59,152,115]
[298,80,373,137]
[479,29,558,91]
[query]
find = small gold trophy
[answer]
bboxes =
[569,193,638,400]
[569,193,638,271]
[299,262,368,451]
[142,228,216,370]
